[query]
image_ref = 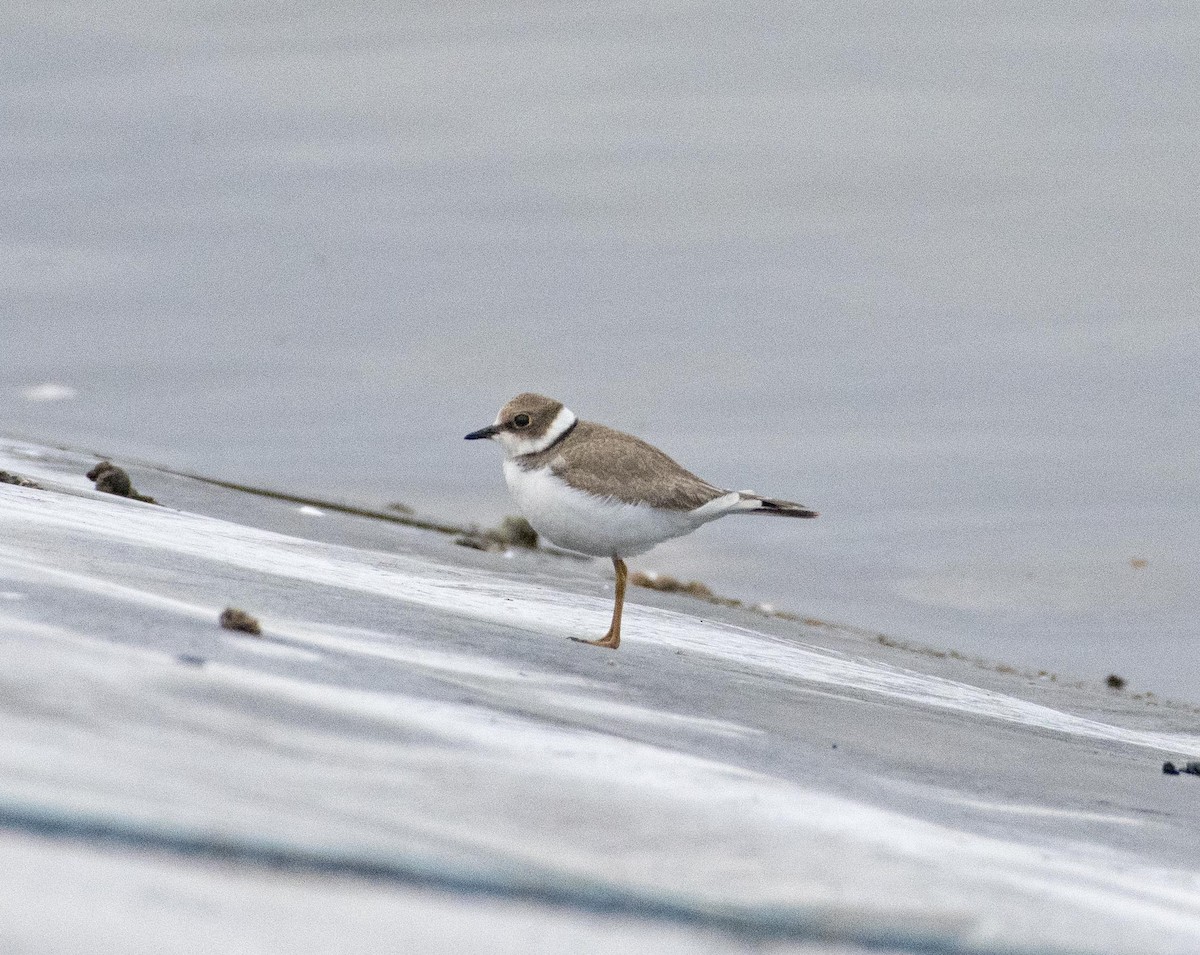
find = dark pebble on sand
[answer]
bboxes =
[455,515,539,552]
[86,460,158,504]
[0,471,42,489]
[219,607,262,635]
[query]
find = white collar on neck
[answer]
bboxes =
[500,406,577,458]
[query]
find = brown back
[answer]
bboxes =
[515,420,727,511]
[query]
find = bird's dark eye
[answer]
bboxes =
[513,413,531,428]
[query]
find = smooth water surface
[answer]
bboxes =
[3,2,1198,696]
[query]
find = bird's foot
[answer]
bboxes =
[569,632,620,650]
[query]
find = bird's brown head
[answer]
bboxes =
[465,393,577,457]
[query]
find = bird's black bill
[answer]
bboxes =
[464,425,500,440]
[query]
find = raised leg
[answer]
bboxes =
[571,556,627,649]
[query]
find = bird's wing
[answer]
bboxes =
[549,422,728,511]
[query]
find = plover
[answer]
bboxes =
[466,394,817,650]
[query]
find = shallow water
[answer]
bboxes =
[3,2,1198,698]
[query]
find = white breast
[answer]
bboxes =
[502,461,714,558]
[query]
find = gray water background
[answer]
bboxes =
[3,3,1198,699]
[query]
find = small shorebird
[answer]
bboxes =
[465,394,817,650]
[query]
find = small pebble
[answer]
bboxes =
[494,516,538,548]
[0,470,42,489]
[86,460,158,504]
[219,607,262,635]
[455,515,539,552]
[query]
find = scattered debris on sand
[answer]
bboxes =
[143,466,468,534]
[456,516,539,552]
[454,535,493,552]
[219,607,262,635]
[632,570,832,624]
[632,570,784,616]
[1106,674,1127,690]
[86,461,158,504]
[0,470,42,489]
[631,571,722,601]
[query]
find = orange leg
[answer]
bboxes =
[571,556,626,649]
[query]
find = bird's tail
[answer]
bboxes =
[735,493,818,518]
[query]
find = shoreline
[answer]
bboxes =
[3,433,1200,954]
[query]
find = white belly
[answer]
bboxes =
[502,461,706,558]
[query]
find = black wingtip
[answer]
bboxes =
[757,499,819,518]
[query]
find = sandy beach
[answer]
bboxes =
[2,438,1199,954]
